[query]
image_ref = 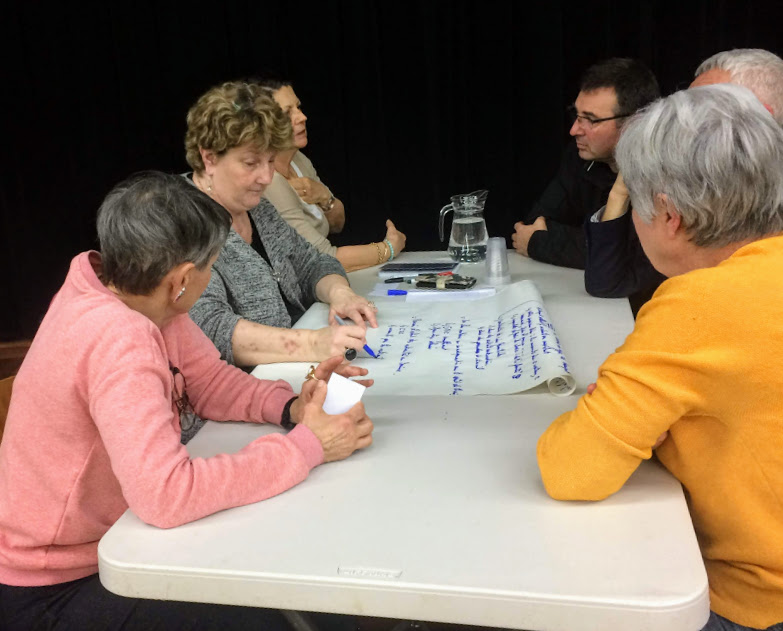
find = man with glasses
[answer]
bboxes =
[585,48,783,314]
[512,58,659,270]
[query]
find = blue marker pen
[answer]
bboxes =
[387,290,407,296]
[333,315,378,359]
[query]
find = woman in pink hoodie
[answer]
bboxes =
[0,171,372,630]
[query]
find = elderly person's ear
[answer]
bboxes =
[199,148,219,173]
[168,262,197,302]
[654,194,684,237]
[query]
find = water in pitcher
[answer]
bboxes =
[448,217,488,262]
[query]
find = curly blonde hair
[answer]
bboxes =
[185,81,294,173]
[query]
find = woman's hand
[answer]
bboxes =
[289,176,331,207]
[290,358,374,462]
[384,219,406,256]
[310,324,369,362]
[298,357,373,406]
[327,284,379,328]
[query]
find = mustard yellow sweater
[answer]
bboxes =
[538,235,783,629]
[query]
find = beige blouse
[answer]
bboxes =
[263,152,336,256]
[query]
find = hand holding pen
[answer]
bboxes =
[312,320,367,362]
[334,315,378,360]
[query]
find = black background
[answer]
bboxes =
[3,1,782,340]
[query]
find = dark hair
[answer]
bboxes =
[97,171,231,295]
[580,58,660,117]
[258,78,293,92]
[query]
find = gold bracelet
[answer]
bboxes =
[373,242,384,265]
[382,240,390,261]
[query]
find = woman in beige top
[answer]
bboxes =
[262,80,407,272]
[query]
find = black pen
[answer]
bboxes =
[383,277,415,284]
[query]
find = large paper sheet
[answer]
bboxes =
[259,280,575,396]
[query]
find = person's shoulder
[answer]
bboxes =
[252,199,295,233]
[57,293,166,375]
[251,198,280,218]
[631,254,755,341]
[728,234,783,268]
[294,151,317,175]
[58,255,160,342]
[210,226,245,269]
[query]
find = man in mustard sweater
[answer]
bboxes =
[537,84,783,631]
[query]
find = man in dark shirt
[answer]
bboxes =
[585,48,783,313]
[512,58,659,270]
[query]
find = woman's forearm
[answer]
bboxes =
[231,319,317,366]
[335,243,390,273]
[314,273,353,303]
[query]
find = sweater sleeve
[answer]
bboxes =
[188,266,241,364]
[527,221,586,269]
[88,323,323,529]
[272,208,346,306]
[584,211,666,297]
[166,315,296,425]
[523,146,589,269]
[537,287,704,500]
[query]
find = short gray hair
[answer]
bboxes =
[98,171,231,295]
[616,83,783,247]
[695,48,783,125]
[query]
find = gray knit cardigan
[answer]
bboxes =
[189,198,346,364]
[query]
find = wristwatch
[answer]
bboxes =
[280,396,298,430]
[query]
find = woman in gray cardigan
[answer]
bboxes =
[185,81,377,367]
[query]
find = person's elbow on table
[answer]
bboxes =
[536,455,627,502]
[538,450,624,502]
[536,412,637,502]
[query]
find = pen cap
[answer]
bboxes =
[485,237,511,285]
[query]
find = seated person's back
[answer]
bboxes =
[538,84,783,631]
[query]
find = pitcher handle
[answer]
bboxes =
[439,204,453,242]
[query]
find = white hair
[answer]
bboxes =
[695,48,783,125]
[616,83,783,247]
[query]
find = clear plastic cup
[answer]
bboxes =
[485,237,511,285]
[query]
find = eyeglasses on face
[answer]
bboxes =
[567,105,631,129]
[169,363,197,432]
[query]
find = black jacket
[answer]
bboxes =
[524,143,616,269]
[584,208,667,314]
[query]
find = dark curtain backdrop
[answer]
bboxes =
[3,1,782,340]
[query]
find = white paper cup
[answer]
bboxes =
[485,237,511,285]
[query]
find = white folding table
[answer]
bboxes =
[98,252,710,631]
